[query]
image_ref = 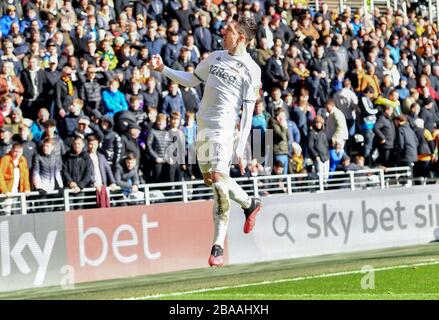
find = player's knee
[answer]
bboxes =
[211,171,227,183]
[212,181,230,214]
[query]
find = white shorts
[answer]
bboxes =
[196,128,235,176]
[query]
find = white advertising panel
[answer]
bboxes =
[228,185,439,264]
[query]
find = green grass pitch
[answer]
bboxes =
[3,243,439,300]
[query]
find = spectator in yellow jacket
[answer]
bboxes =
[0,142,30,195]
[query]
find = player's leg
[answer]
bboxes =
[196,135,227,266]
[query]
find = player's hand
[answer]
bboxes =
[149,54,164,72]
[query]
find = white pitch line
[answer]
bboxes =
[124,259,439,300]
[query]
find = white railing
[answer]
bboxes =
[0,166,416,215]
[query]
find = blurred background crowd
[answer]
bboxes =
[0,0,438,199]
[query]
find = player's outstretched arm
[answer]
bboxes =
[149,54,202,88]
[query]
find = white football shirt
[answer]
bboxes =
[192,50,261,134]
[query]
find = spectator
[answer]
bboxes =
[32,137,64,206]
[86,135,118,193]
[0,142,30,214]
[359,63,381,100]
[30,108,50,143]
[0,6,19,38]
[39,119,66,164]
[60,99,85,139]
[79,65,103,113]
[0,61,24,107]
[98,39,118,71]
[267,87,288,118]
[325,99,349,148]
[167,111,185,184]
[395,114,419,168]
[289,141,306,174]
[44,58,61,118]
[333,78,358,146]
[114,152,143,204]
[193,14,212,54]
[412,118,436,178]
[358,86,379,165]
[374,104,396,167]
[329,140,347,172]
[20,55,47,120]
[129,95,148,126]
[99,115,122,171]
[308,115,330,179]
[419,98,439,134]
[56,66,79,120]
[162,30,182,67]
[121,122,142,163]
[265,45,288,90]
[147,113,173,181]
[161,81,186,120]
[0,126,13,157]
[13,118,36,172]
[182,111,197,180]
[62,136,94,197]
[180,79,200,114]
[268,108,291,174]
[102,78,129,116]
[144,25,166,58]
[144,76,161,109]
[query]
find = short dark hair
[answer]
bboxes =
[363,86,374,94]
[233,14,257,42]
[274,107,285,118]
[12,142,23,150]
[125,152,137,161]
[87,134,99,143]
[274,160,285,168]
[42,137,54,145]
[44,119,57,128]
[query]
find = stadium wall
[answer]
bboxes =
[1,185,439,292]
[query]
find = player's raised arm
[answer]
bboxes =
[148,54,202,88]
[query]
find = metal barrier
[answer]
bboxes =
[0,166,417,215]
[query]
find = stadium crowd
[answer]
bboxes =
[0,0,438,205]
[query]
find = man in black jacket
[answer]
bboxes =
[62,136,94,209]
[373,105,396,167]
[146,113,173,181]
[20,55,47,120]
[99,115,122,172]
[264,45,288,91]
[55,66,79,121]
[79,65,104,113]
[308,115,329,179]
[395,114,419,168]
[419,98,439,134]
[121,122,141,163]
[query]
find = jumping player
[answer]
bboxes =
[149,14,262,267]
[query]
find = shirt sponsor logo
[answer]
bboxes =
[209,65,238,84]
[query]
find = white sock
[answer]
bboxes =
[212,181,230,248]
[228,177,251,209]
